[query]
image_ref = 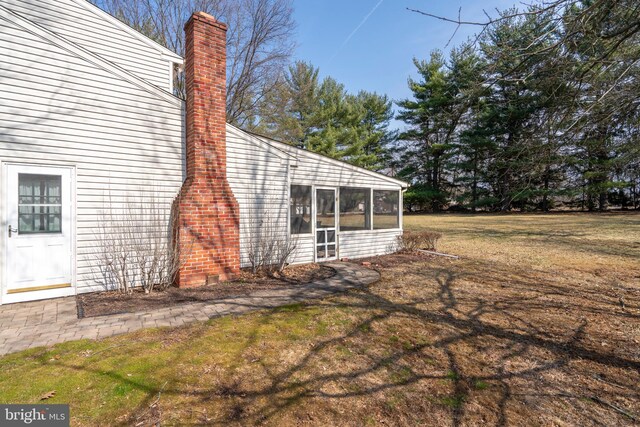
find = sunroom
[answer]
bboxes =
[289,184,404,263]
[226,125,408,269]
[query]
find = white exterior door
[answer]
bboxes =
[315,188,338,262]
[3,165,74,304]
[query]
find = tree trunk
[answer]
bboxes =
[432,153,441,212]
[542,167,550,212]
[499,133,514,212]
[598,191,607,211]
[471,151,478,213]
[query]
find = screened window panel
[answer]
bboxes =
[339,187,371,231]
[373,190,400,229]
[290,185,312,234]
[316,189,335,228]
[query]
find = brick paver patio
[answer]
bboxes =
[0,263,378,356]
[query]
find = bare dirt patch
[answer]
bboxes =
[76,263,334,318]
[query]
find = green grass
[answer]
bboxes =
[388,366,413,384]
[273,302,306,313]
[440,394,466,409]
[473,380,489,390]
[445,370,460,381]
[0,305,335,425]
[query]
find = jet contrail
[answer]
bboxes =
[328,0,385,64]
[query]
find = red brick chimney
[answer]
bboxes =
[176,12,240,287]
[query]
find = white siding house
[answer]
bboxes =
[0,2,184,303]
[226,126,407,267]
[0,3,407,305]
[3,0,182,91]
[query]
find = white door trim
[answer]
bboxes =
[314,186,338,262]
[0,162,77,305]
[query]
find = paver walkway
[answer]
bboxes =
[0,263,378,356]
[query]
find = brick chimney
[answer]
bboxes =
[176,12,240,287]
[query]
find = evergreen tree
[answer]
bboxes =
[256,62,396,170]
[352,91,397,171]
[256,61,320,146]
[447,44,493,211]
[396,51,468,211]
[402,0,640,212]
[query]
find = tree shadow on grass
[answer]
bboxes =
[41,256,640,426]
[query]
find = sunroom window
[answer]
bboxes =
[373,190,399,229]
[290,185,312,234]
[339,187,371,231]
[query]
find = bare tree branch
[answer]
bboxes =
[91,0,296,127]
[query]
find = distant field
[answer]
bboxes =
[1,212,638,425]
[404,212,640,276]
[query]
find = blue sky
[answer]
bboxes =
[292,0,518,128]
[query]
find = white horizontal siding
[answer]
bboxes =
[4,0,174,90]
[338,230,400,260]
[0,16,184,294]
[290,235,315,264]
[289,156,402,190]
[226,127,290,268]
[226,125,405,266]
[272,132,405,262]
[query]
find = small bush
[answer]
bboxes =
[397,230,442,252]
[403,184,447,212]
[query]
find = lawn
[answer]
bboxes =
[1,213,639,426]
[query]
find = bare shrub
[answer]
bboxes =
[246,196,297,274]
[397,230,442,252]
[90,190,187,294]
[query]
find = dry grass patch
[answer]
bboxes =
[0,212,638,426]
[404,212,640,275]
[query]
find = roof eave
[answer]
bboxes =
[228,125,409,188]
[71,0,184,64]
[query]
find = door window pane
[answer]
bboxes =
[316,189,335,228]
[316,228,337,261]
[290,185,312,234]
[373,190,400,229]
[327,245,336,258]
[18,174,62,234]
[317,245,326,259]
[19,174,61,204]
[339,188,371,231]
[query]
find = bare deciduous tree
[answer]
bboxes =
[91,0,296,127]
